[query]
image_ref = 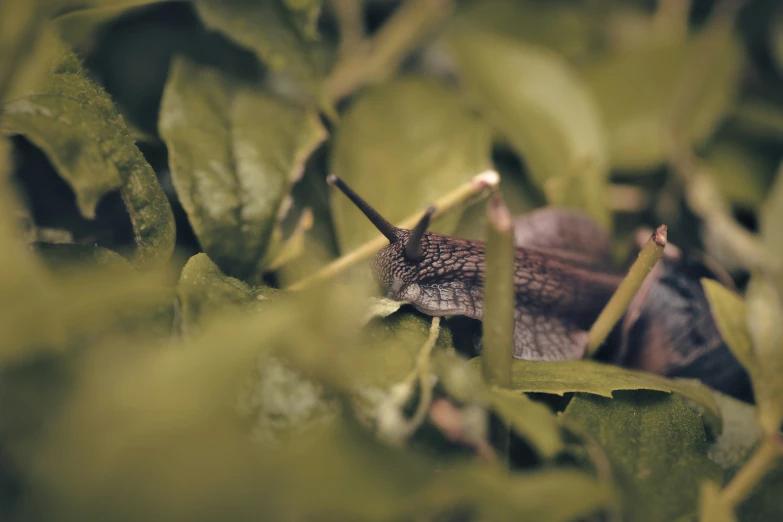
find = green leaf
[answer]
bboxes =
[472,357,723,435]
[701,278,759,380]
[159,56,326,279]
[698,481,736,522]
[486,387,563,459]
[771,5,783,77]
[52,1,168,54]
[707,390,761,475]
[450,0,596,61]
[361,310,454,388]
[761,161,783,259]
[738,462,783,522]
[194,0,327,102]
[704,139,778,208]
[448,27,610,227]
[746,273,783,433]
[32,243,133,274]
[330,77,492,251]
[1,43,175,269]
[563,391,724,522]
[177,253,255,331]
[581,37,743,171]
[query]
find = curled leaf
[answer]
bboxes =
[1,43,175,268]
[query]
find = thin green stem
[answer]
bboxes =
[329,0,366,58]
[482,194,514,465]
[721,435,783,511]
[324,0,452,102]
[586,225,667,356]
[482,194,514,389]
[286,170,499,291]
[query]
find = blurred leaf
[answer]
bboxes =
[771,5,783,77]
[331,77,492,251]
[761,161,783,258]
[448,28,610,227]
[472,357,722,435]
[738,461,783,522]
[746,273,783,433]
[563,391,723,522]
[581,36,743,170]
[281,0,321,40]
[2,48,123,218]
[52,1,168,54]
[362,297,406,324]
[707,390,760,475]
[159,57,325,279]
[195,0,327,102]
[361,310,454,389]
[176,252,255,332]
[486,387,563,459]
[451,0,596,60]
[18,281,613,522]
[33,242,133,274]
[239,354,337,442]
[1,43,176,268]
[698,481,735,522]
[701,278,759,380]
[704,139,777,208]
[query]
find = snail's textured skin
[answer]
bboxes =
[328,174,753,402]
[372,228,623,360]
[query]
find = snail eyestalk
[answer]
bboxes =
[405,206,435,261]
[327,174,399,243]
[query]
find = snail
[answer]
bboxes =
[327,174,753,402]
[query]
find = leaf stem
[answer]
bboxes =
[720,435,783,511]
[286,170,499,291]
[585,225,667,356]
[482,194,514,465]
[324,0,453,102]
[377,316,441,444]
[482,194,514,389]
[330,0,366,58]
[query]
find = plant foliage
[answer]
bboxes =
[1,1,783,521]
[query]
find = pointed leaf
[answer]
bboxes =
[581,37,743,170]
[330,77,492,251]
[1,44,175,268]
[701,278,759,380]
[746,273,783,433]
[448,27,610,226]
[472,357,722,435]
[159,57,326,279]
[563,391,724,522]
[177,253,255,331]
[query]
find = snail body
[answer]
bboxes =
[327,175,752,401]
